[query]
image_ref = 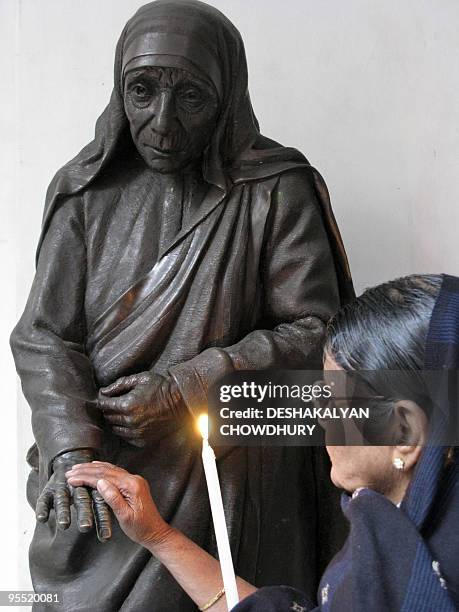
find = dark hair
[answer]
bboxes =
[325,274,443,444]
[325,274,443,372]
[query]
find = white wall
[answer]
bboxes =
[1,0,20,595]
[3,0,459,592]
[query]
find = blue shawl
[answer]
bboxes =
[234,274,459,611]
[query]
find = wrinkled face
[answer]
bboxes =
[123,66,219,173]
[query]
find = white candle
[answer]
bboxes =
[198,414,239,610]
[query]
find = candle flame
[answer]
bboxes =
[197,413,209,440]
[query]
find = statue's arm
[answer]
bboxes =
[169,168,341,414]
[10,197,103,477]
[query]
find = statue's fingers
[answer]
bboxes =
[97,395,124,411]
[103,412,134,427]
[111,426,146,444]
[99,375,139,397]
[128,439,147,448]
[92,489,112,542]
[54,486,71,530]
[36,489,53,523]
[111,425,135,438]
[98,393,137,413]
[73,487,93,533]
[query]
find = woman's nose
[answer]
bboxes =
[150,91,176,135]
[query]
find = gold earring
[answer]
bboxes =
[393,457,405,470]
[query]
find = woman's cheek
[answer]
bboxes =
[327,446,370,492]
[327,446,354,490]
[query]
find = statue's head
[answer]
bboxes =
[40,1,318,263]
[123,65,219,173]
[42,0,263,233]
[119,0,234,174]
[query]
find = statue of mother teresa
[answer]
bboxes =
[11,1,354,610]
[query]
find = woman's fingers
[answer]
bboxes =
[35,489,53,523]
[73,487,94,533]
[66,462,128,490]
[67,461,127,477]
[92,489,112,542]
[67,463,148,506]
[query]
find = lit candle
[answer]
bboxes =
[197,414,239,610]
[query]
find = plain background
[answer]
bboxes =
[2,0,459,597]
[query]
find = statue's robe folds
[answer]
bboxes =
[12,161,347,611]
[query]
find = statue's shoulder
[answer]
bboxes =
[230,134,313,190]
[275,165,316,192]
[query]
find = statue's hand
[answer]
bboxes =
[36,449,112,542]
[98,372,187,446]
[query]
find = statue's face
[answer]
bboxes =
[124,66,219,173]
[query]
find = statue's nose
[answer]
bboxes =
[150,91,176,135]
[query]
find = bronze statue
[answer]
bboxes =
[11,1,354,610]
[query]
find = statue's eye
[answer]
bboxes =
[179,88,205,109]
[184,89,201,102]
[131,84,149,98]
[127,81,155,108]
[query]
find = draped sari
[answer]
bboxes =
[11,2,353,610]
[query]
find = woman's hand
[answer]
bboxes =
[98,372,187,446]
[65,461,174,547]
[67,462,257,611]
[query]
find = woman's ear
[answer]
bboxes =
[391,400,428,470]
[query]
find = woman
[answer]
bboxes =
[68,274,459,611]
[11,1,353,610]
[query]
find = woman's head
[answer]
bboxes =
[325,274,442,371]
[323,274,443,502]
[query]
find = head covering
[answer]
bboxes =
[37,0,353,303]
[401,274,459,526]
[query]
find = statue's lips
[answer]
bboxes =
[143,142,182,157]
